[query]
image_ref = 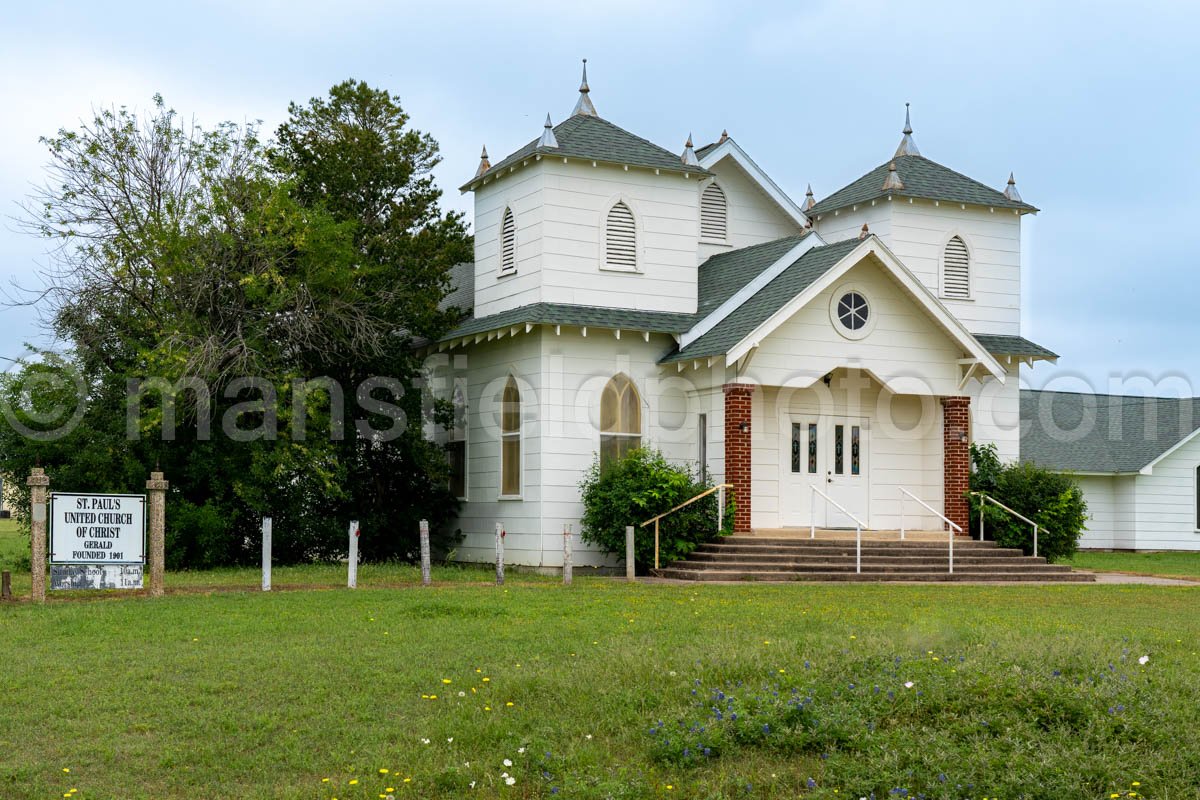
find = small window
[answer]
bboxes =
[700,183,727,241]
[942,235,970,298]
[834,424,845,475]
[600,374,641,470]
[791,423,802,473]
[499,207,516,275]
[808,422,817,473]
[447,384,467,500]
[836,292,869,331]
[604,201,637,271]
[500,376,521,496]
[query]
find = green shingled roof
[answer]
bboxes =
[661,237,864,364]
[972,334,1058,360]
[808,154,1037,216]
[1020,390,1200,473]
[461,114,711,191]
[695,233,815,316]
[439,302,698,342]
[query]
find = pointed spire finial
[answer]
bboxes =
[475,145,491,178]
[1003,171,1023,203]
[718,129,729,144]
[894,102,921,157]
[882,160,905,191]
[539,114,559,148]
[571,58,599,117]
[802,183,816,212]
[681,133,699,166]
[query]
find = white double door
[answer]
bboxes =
[783,415,870,528]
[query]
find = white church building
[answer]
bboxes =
[424,64,1194,567]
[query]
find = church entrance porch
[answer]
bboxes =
[722,370,971,535]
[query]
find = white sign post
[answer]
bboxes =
[261,517,272,592]
[348,520,360,589]
[49,493,146,590]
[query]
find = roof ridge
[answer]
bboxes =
[1022,388,1200,403]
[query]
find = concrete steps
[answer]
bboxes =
[656,534,1095,583]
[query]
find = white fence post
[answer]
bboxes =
[261,517,272,591]
[563,524,573,586]
[348,520,359,589]
[625,525,635,582]
[495,522,505,585]
[419,519,431,587]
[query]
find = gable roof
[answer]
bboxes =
[1021,390,1200,474]
[461,114,711,191]
[660,237,864,363]
[807,154,1038,216]
[695,137,809,227]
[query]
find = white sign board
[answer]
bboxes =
[49,493,146,565]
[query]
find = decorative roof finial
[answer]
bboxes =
[681,133,699,166]
[1003,171,1023,203]
[802,183,816,212]
[475,145,491,178]
[859,223,870,240]
[539,114,559,148]
[718,129,729,144]
[894,102,921,157]
[571,58,598,117]
[882,160,904,191]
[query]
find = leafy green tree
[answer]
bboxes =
[5,84,471,566]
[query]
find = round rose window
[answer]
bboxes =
[836,291,869,331]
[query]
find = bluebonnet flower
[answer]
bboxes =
[807,777,817,788]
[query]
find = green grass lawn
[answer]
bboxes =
[0,517,25,571]
[2,577,1197,800]
[1068,550,1200,580]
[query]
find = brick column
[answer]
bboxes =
[723,383,755,533]
[942,396,971,535]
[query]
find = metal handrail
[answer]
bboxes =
[971,491,1039,558]
[899,487,962,574]
[810,484,866,573]
[640,483,733,570]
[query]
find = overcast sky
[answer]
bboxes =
[2,0,1197,395]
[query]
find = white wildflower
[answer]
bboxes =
[505,776,516,786]
[503,759,512,767]
[904,681,914,689]
[1138,655,1150,665]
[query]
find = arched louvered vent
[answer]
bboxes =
[605,201,637,271]
[499,207,516,275]
[942,236,970,298]
[700,183,728,241]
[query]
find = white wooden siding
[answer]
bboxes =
[1132,438,1200,550]
[696,160,801,262]
[813,199,1022,336]
[1075,475,1118,549]
[473,167,545,317]
[966,361,1020,463]
[742,256,966,395]
[539,160,700,313]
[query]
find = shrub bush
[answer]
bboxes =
[579,448,732,573]
[968,443,1088,562]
